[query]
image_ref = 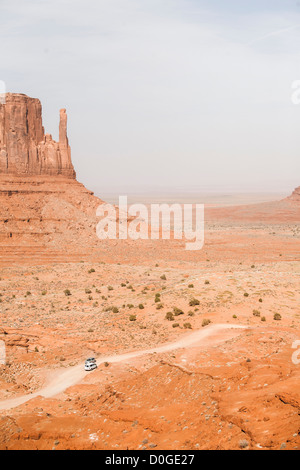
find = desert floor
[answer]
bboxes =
[0,216,299,450]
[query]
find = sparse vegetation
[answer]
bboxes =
[165,312,174,321]
[239,439,249,449]
[173,307,184,316]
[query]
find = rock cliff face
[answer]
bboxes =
[0,93,75,178]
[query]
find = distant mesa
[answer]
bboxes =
[0,93,76,178]
[288,186,300,202]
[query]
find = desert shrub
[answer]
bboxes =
[244,293,249,297]
[121,283,126,287]
[188,284,194,288]
[188,311,195,317]
[104,362,109,367]
[129,315,137,322]
[64,289,71,296]
[160,274,167,280]
[138,304,144,310]
[88,268,95,273]
[88,295,93,300]
[233,314,237,319]
[85,288,92,294]
[88,328,94,333]
[259,298,263,303]
[202,319,211,327]
[274,313,282,321]
[183,322,192,329]
[107,286,114,291]
[205,280,210,285]
[165,312,174,321]
[41,290,47,296]
[239,439,249,449]
[189,298,200,307]
[26,291,31,296]
[173,307,184,316]
[127,304,134,309]
[253,310,260,317]
[112,307,119,313]
[261,316,266,322]
[172,323,180,328]
[156,303,164,310]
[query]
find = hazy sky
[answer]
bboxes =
[1,0,300,195]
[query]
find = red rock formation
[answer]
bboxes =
[0,93,75,178]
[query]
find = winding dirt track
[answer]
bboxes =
[0,324,246,411]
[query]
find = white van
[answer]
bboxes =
[85,362,97,372]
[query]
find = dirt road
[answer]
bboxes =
[0,323,246,411]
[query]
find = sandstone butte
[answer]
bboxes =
[0,93,107,265]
